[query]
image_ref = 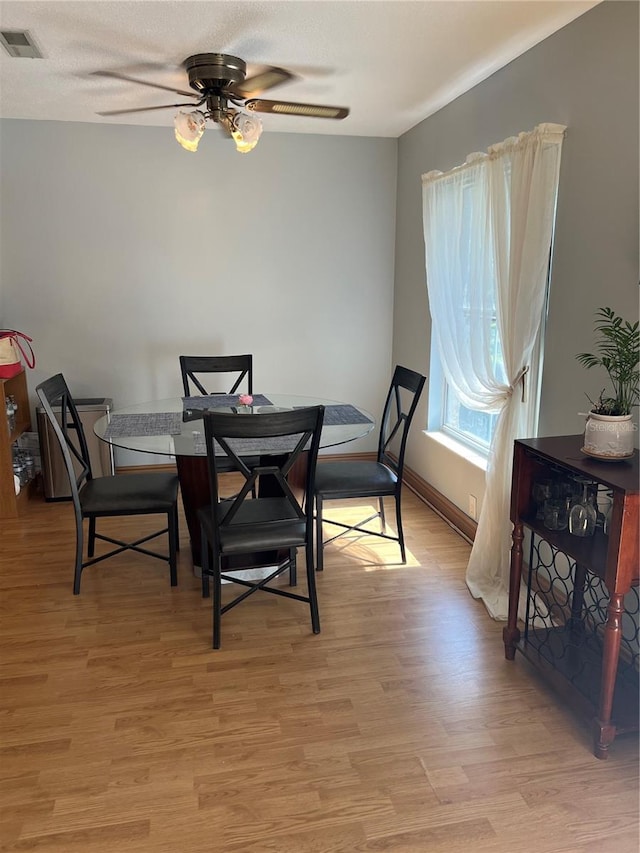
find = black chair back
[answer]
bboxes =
[313,364,426,572]
[36,373,179,594]
[203,407,324,537]
[180,354,253,396]
[377,364,427,477]
[36,373,93,507]
[199,405,325,647]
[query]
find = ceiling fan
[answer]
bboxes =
[93,53,350,153]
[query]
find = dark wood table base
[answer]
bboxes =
[176,453,306,567]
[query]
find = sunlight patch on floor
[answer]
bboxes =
[319,501,424,571]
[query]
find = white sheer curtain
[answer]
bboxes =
[422,123,566,620]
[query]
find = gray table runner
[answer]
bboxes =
[191,404,371,455]
[104,412,183,438]
[298,404,373,426]
[193,435,305,456]
[183,394,273,410]
[103,401,371,444]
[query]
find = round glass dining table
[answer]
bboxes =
[94,393,374,458]
[94,393,375,566]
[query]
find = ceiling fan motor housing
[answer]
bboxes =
[184,53,246,93]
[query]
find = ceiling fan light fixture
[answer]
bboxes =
[230,111,263,154]
[97,54,350,151]
[174,110,206,152]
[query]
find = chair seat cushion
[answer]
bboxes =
[198,498,307,554]
[314,460,397,500]
[80,472,179,515]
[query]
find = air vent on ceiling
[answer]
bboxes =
[0,29,42,59]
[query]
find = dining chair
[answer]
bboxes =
[314,365,426,571]
[36,373,180,594]
[179,354,253,397]
[180,353,258,497]
[198,406,325,649]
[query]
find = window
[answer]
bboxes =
[442,305,505,451]
[443,389,499,452]
[429,302,547,456]
[428,302,547,455]
[422,123,565,618]
[428,333,502,455]
[423,139,555,456]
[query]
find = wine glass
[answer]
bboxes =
[532,478,554,520]
[568,481,597,537]
[543,498,568,530]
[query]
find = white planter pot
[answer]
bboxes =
[582,412,636,459]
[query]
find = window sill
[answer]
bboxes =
[423,430,488,472]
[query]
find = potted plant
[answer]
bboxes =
[576,306,639,459]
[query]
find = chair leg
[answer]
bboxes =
[87,516,96,558]
[315,495,324,572]
[305,540,321,634]
[379,496,386,532]
[73,516,84,595]
[213,556,223,649]
[168,507,178,587]
[395,493,406,563]
[200,522,210,599]
[289,548,297,586]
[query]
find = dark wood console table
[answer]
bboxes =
[503,435,639,759]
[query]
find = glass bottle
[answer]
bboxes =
[12,453,25,486]
[22,449,35,483]
[532,478,553,520]
[568,481,597,537]
[5,396,15,433]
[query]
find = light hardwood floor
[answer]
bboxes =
[1,485,638,852]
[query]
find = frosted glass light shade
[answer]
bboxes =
[174,111,206,152]
[231,112,262,153]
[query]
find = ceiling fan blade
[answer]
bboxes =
[91,70,197,99]
[97,102,200,116]
[245,99,350,120]
[228,66,295,99]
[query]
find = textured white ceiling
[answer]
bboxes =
[0,1,598,137]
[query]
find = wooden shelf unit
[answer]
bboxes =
[0,369,32,518]
[503,434,639,759]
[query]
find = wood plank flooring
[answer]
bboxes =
[1,485,638,852]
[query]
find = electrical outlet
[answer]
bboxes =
[468,494,477,519]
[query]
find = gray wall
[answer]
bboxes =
[394,0,639,515]
[1,1,637,503]
[0,122,397,465]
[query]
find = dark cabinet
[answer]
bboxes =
[503,434,639,758]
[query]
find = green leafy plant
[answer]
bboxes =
[576,307,639,415]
